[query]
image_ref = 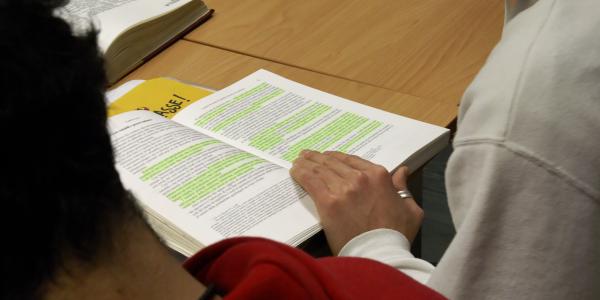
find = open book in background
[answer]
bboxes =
[107,70,450,256]
[60,0,212,84]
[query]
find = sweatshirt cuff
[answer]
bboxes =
[338,228,435,284]
[339,228,412,258]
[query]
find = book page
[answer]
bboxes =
[61,0,192,51]
[109,110,319,246]
[107,80,145,101]
[173,70,449,171]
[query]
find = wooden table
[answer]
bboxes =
[185,0,504,107]
[121,40,458,127]
[118,0,504,127]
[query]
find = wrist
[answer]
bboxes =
[338,228,412,257]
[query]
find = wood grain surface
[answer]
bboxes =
[186,0,504,105]
[115,40,458,127]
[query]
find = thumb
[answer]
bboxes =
[392,166,409,191]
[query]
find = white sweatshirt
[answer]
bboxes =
[340,0,600,298]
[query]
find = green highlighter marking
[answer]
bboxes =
[337,120,382,153]
[212,88,284,132]
[249,103,331,151]
[167,152,264,208]
[141,140,220,181]
[194,83,270,128]
[282,112,369,161]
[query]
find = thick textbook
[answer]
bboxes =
[61,0,212,84]
[107,70,450,256]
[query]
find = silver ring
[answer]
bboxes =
[397,189,413,199]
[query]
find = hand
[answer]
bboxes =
[290,150,424,255]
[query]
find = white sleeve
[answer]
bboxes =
[338,228,435,284]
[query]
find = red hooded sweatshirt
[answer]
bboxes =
[184,237,444,299]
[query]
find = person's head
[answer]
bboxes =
[0,1,141,298]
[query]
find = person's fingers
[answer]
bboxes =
[290,160,331,200]
[292,155,344,192]
[303,150,358,180]
[323,151,373,170]
[391,166,410,191]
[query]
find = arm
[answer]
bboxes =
[290,150,434,283]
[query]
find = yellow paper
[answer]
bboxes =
[108,78,213,119]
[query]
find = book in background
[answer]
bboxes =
[60,0,213,84]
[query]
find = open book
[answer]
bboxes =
[107,70,450,256]
[60,0,212,84]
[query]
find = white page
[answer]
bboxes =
[61,0,191,51]
[106,80,144,102]
[173,69,449,171]
[109,110,319,246]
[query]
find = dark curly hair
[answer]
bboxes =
[0,1,138,299]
